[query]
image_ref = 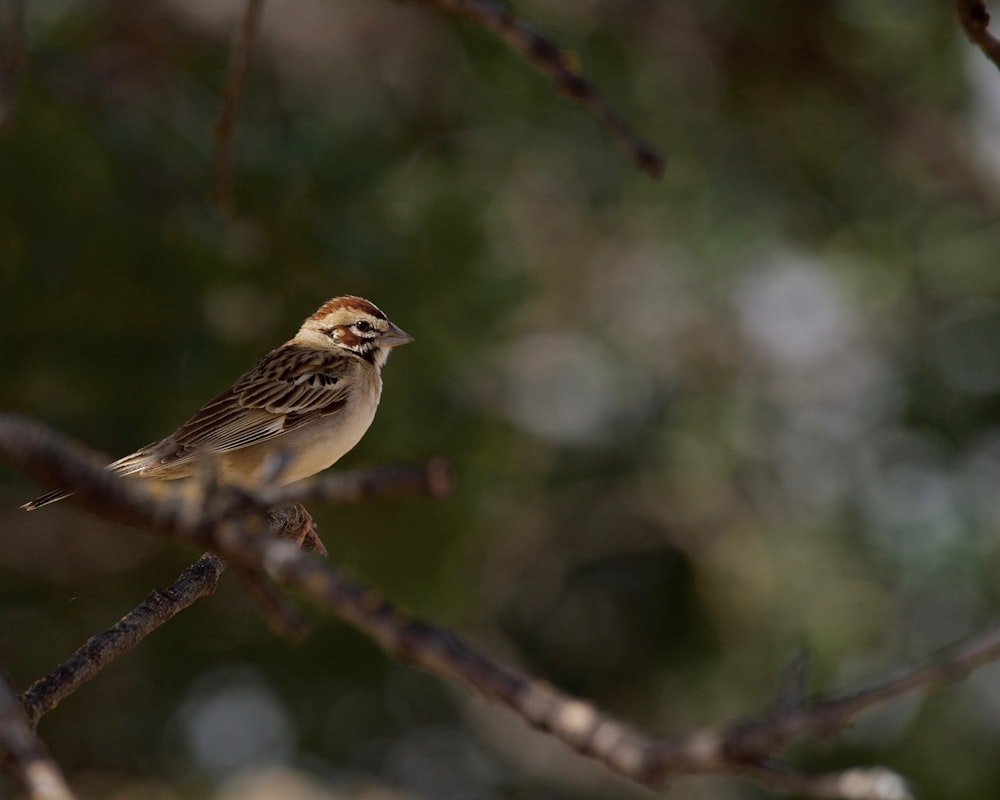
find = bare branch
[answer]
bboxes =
[0,669,76,800]
[957,0,1000,70]
[17,511,317,728]
[19,553,226,728]
[722,623,1000,758]
[5,412,451,721]
[2,415,449,537]
[212,0,265,215]
[251,460,455,509]
[0,413,942,798]
[401,0,665,178]
[244,533,910,799]
[0,0,27,130]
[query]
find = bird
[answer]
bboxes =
[22,295,413,513]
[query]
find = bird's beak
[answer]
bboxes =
[381,322,414,348]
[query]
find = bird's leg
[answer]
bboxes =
[292,504,328,557]
[269,503,328,557]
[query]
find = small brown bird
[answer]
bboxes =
[22,295,413,511]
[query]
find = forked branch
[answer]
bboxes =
[4,411,993,799]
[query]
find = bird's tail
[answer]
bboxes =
[20,443,165,511]
[21,488,75,511]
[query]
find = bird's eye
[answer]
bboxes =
[354,320,372,333]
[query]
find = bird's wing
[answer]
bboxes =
[113,345,355,476]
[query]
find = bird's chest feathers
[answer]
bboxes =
[277,370,382,482]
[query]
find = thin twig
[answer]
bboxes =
[723,623,1000,758]
[957,0,1000,70]
[0,669,76,800]
[251,460,455,509]
[212,0,264,215]
[19,553,226,727]
[0,0,27,130]
[400,0,665,178]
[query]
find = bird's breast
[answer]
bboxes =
[271,369,383,484]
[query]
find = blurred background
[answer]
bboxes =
[4,0,1000,797]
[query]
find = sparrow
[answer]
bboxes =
[22,295,413,511]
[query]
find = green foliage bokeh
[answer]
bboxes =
[5,1,1000,798]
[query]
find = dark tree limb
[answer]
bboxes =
[0,412,968,799]
[5,416,450,725]
[400,0,665,178]
[250,460,454,509]
[957,0,1000,70]
[234,530,912,799]
[1,415,450,539]
[212,0,264,215]
[17,514,314,728]
[208,0,666,212]
[723,622,1000,756]
[0,669,76,800]
[19,553,227,728]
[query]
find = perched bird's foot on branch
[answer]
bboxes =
[270,503,328,557]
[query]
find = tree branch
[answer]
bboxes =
[957,0,1000,70]
[19,553,227,728]
[247,459,454,509]
[0,669,76,800]
[207,0,665,207]
[401,0,665,178]
[6,417,450,726]
[17,509,321,729]
[3,412,981,799]
[212,0,264,215]
[722,623,1000,758]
